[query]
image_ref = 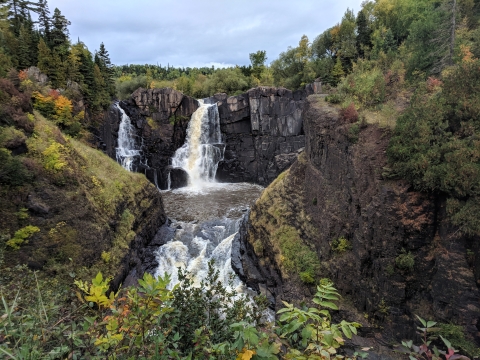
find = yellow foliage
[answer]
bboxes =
[237,348,255,360]
[75,272,114,309]
[42,141,67,171]
[460,44,476,63]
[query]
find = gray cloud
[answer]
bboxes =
[46,0,363,67]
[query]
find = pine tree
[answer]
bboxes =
[95,42,115,96]
[356,9,372,58]
[37,0,51,44]
[331,57,345,85]
[50,7,69,50]
[3,0,40,35]
[37,37,52,73]
[17,24,32,68]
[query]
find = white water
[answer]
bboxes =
[171,100,223,187]
[154,219,247,293]
[154,101,270,317]
[115,103,141,172]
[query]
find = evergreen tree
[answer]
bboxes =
[50,7,69,50]
[37,36,52,74]
[2,0,40,35]
[95,42,115,96]
[356,9,372,58]
[331,57,345,85]
[17,24,31,68]
[37,0,51,44]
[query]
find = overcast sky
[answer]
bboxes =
[43,0,363,68]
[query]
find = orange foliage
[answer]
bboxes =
[18,70,28,81]
[54,95,73,113]
[426,77,443,92]
[49,89,60,100]
[460,45,475,63]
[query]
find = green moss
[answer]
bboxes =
[438,323,480,358]
[274,225,320,284]
[146,117,158,130]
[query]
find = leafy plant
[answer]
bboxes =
[395,248,415,272]
[395,315,470,360]
[331,236,352,254]
[277,279,362,359]
[6,225,40,249]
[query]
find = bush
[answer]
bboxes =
[395,248,415,272]
[6,225,40,249]
[388,60,480,235]
[274,225,321,284]
[116,75,148,99]
[0,148,33,186]
[331,236,352,253]
[326,93,343,104]
[340,102,359,123]
[0,126,27,149]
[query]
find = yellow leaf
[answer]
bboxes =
[237,348,255,360]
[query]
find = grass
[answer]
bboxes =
[250,167,321,284]
[2,111,159,284]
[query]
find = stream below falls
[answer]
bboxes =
[155,183,263,292]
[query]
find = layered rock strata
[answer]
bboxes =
[234,95,480,346]
[96,85,320,188]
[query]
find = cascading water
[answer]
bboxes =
[115,103,141,172]
[171,100,224,186]
[154,100,270,317]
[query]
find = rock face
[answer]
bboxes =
[207,86,314,184]
[96,88,200,188]
[96,85,319,188]
[236,95,480,346]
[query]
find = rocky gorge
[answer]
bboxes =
[96,82,322,188]
[94,85,480,351]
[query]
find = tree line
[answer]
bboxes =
[0,0,115,113]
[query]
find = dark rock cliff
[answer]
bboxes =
[235,95,480,346]
[95,85,320,188]
[96,88,200,189]
[206,86,313,185]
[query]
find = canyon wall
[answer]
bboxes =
[234,95,480,346]
[95,84,321,187]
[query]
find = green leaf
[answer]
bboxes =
[415,315,427,327]
[316,301,338,310]
[341,324,352,339]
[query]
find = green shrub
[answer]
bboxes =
[388,60,480,235]
[6,225,40,249]
[15,208,29,220]
[0,148,33,186]
[395,248,414,272]
[439,323,480,358]
[326,93,343,104]
[101,251,111,263]
[0,126,26,149]
[348,123,360,143]
[274,225,321,284]
[331,236,352,253]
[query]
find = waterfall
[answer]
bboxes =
[115,103,141,172]
[172,100,224,187]
[154,218,247,293]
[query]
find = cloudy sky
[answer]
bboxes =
[44,0,363,68]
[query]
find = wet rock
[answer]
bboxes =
[168,167,189,189]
